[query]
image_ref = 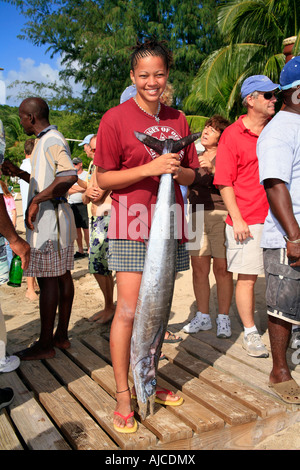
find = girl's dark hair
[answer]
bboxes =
[130,39,173,71]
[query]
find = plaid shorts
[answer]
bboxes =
[24,240,74,278]
[108,239,190,272]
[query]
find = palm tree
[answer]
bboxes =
[184,0,300,121]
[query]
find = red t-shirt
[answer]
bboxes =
[93,98,199,242]
[213,115,269,226]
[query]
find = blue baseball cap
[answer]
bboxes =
[241,75,279,99]
[280,56,300,90]
[78,134,94,146]
[120,85,137,104]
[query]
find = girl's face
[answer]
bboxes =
[130,55,169,109]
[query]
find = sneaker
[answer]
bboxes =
[0,355,20,373]
[216,315,232,338]
[183,312,212,334]
[242,331,269,358]
[0,387,14,410]
[290,328,300,349]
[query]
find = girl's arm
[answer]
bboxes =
[96,152,193,190]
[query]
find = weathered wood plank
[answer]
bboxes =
[163,343,286,418]
[158,360,257,425]
[66,339,193,443]
[0,371,70,450]
[45,349,157,450]
[18,360,118,450]
[0,410,23,450]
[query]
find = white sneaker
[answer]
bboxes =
[183,312,212,334]
[216,315,232,338]
[242,331,269,358]
[0,355,20,373]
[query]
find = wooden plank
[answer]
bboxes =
[163,343,286,418]
[18,360,118,450]
[73,338,224,435]
[179,335,275,395]
[66,339,193,443]
[0,371,70,450]
[148,410,300,450]
[158,360,257,425]
[156,376,224,434]
[45,349,157,450]
[0,411,23,450]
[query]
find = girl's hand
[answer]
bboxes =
[147,153,180,176]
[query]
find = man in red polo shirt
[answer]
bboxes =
[214,75,279,358]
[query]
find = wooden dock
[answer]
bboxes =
[1,329,300,451]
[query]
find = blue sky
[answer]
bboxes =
[0,1,61,106]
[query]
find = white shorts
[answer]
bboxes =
[225,224,264,275]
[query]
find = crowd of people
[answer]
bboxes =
[0,39,300,432]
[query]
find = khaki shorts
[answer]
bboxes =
[225,223,264,275]
[189,209,227,258]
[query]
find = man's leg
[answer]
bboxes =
[16,276,59,360]
[235,274,257,327]
[268,315,292,384]
[54,270,74,349]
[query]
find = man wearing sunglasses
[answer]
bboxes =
[257,57,300,404]
[214,75,279,358]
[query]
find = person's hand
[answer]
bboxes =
[9,237,30,271]
[25,198,39,230]
[2,160,20,177]
[85,186,102,201]
[232,219,253,243]
[286,241,300,267]
[147,153,181,177]
[198,155,214,174]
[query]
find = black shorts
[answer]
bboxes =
[70,203,89,229]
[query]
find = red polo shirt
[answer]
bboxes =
[213,115,269,226]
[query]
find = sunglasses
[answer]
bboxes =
[261,91,277,100]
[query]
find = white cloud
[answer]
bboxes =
[1,56,83,107]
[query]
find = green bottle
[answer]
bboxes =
[7,255,23,287]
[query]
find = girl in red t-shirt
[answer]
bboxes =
[95,39,198,433]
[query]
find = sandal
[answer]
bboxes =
[269,379,300,404]
[132,387,183,407]
[113,411,138,433]
[163,331,183,343]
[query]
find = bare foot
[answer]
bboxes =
[53,335,71,350]
[88,307,115,324]
[25,290,39,301]
[15,341,56,361]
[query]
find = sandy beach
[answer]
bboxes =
[1,193,300,450]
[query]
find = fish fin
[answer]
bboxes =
[170,132,202,154]
[134,131,165,155]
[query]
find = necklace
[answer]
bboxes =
[133,97,161,123]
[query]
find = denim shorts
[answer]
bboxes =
[264,248,300,324]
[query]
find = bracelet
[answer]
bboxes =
[283,235,300,244]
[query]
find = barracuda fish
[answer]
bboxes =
[130,130,201,419]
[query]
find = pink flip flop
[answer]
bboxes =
[113,410,138,433]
